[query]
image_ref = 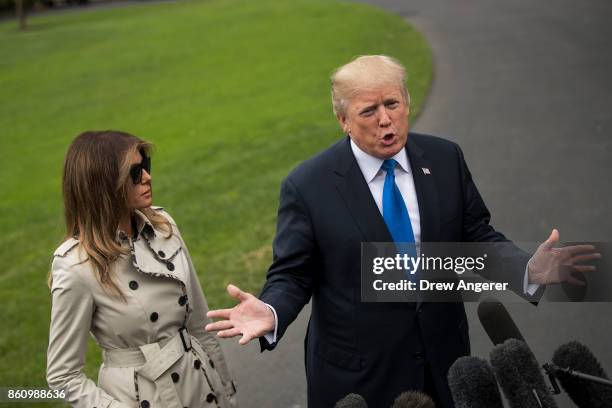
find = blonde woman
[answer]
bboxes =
[47,130,237,408]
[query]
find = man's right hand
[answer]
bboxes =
[205,284,275,345]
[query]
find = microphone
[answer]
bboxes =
[391,391,435,408]
[490,338,558,408]
[477,297,525,345]
[334,393,368,408]
[550,341,612,407]
[447,356,504,408]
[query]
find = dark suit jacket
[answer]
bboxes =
[259,133,529,408]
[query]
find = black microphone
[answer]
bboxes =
[550,341,612,407]
[334,393,368,408]
[447,356,504,408]
[477,297,525,345]
[490,338,558,408]
[391,391,435,408]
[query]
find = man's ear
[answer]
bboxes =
[336,113,349,134]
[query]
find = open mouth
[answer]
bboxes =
[381,132,396,145]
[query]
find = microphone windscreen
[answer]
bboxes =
[391,391,435,408]
[334,393,368,408]
[490,338,558,408]
[447,356,504,408]
[478,298,525,345]
[552,341,612,407]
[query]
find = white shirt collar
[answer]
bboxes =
[350,139,411,183]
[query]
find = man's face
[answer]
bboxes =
[337,86,409,159]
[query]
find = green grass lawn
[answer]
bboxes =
[0,0,431,402]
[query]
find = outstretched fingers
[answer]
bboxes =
[218,327,243,338]
[239,332,256,345]
[207,308,233,319]
[227,284,252,302]
[563,244,597,256]
[205,320,235,332]
[567,251,601,264]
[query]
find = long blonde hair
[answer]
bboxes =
[51,130,171,299]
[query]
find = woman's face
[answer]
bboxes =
[126,149,152,210]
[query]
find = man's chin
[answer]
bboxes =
[375,143,404,159]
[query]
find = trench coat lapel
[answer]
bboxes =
[129,211,187,286]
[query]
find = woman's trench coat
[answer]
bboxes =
[46,208,238,408]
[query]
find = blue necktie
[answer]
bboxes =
[381,159,418,280]
[381,159,415,244]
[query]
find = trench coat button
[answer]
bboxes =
[150,312,159,322]
[141,401,150,408]
[209,359,215,369]
[166,262,175,271]
[206,393,216,403]
[194,359,201,369]
[178,295,188,306]
[158,250,166,258]
[414,351,424,359]
[129,281,139,290]
[171,372,180,383]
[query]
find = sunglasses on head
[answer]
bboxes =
[129,149,151,184]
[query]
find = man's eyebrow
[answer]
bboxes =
[359,103,378,112]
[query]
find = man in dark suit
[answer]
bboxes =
[206,55,597,407]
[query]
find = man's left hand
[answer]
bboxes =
[528,229,601,285]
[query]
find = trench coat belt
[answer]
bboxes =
[103,330,193,408]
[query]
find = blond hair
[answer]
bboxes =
[331,55,410,116]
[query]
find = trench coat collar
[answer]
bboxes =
[133,209,156,239]
[115,209,156,243]
[124,210,186,287]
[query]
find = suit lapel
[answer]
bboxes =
[405,136,440,243]
[333,137,392,243]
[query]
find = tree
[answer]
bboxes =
[15,0,26,30]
